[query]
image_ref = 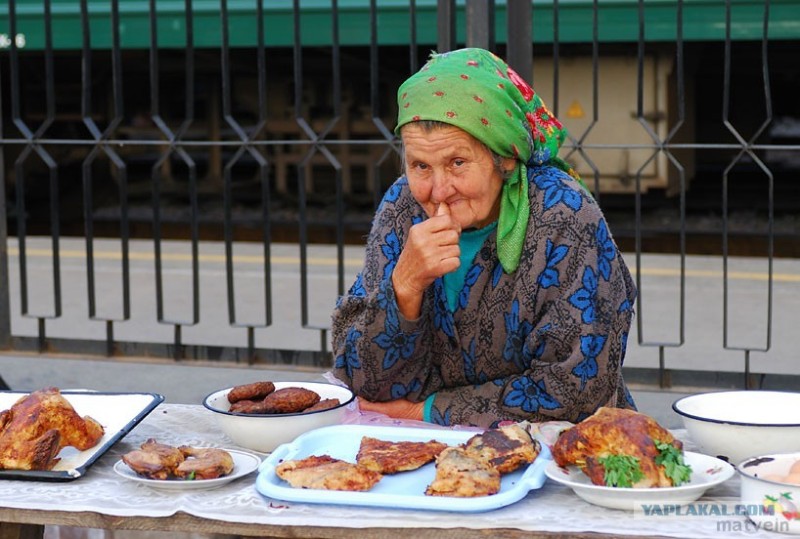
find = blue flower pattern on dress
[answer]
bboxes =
[537,239,569,288]
[532,323,551,359]
[348,273,366,297]
[429,404,451,426]
[572,334,606,390]
[491,263,503,288]
[533,168,583,212]
[378,180,404,211]
[503,376,561,413]
[463,338,487,384]
[372,308,418,370]
[433,284,455,339]
[458,264,483,310]
[381,230,402,282]
[375,281,392,310]
[391,378,421,399]
[595,220,616,281]
[334,327,362,379]
[569,266,599,324]
[503,299,534,371]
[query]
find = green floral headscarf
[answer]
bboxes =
[395,48,580,273]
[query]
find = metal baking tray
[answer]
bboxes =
[0,390,164,481]
[256,424,551,512]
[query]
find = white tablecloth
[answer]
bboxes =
[0,404,764,538]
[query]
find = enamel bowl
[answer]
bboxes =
[203,381,355,453]
[737,452,800,535]
[672,391,800,465]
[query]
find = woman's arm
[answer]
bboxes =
[331,179,446,402]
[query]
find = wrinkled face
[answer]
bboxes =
[401,123,513,230]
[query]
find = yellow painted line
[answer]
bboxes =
[7,247,800,281]
[7,247,364,267]
[630,267,800,282]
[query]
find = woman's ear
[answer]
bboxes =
[502,157,517,175]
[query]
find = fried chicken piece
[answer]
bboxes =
[356,436,448,474]
[122,438,185,480]
[261,387,320,414]
[425,447,501,497]
[275,455,382,491]
[552,407,682,488]
[302,398,341,413]
[227,381,275,404]
[463,423,540,474]
[175,446,234,480]
[0,387,105,471]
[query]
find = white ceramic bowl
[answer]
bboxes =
[203,381,355,453]
[737,452,800,535]
[672,390,800,465]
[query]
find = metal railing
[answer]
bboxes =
[1,1,797,387]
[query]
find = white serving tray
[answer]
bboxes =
[0,390,164,481]
[256,424,551,512]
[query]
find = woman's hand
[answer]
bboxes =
[392,202,461,319]
[358,397,425,421]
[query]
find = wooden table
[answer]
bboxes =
[0,404,749,539]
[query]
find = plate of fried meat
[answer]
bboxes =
[256,422,551,512]
[114,439,261,490]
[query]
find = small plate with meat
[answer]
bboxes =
[113,445,261,490]
[544,452,735,511]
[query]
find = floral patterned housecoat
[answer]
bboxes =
[331,165,638,429]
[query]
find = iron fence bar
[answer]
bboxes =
[563,0,601,199]
[82,0,131,360]
[409,0,418,73]
[466,0,494,51]
[721,0,774,360]
[150,0,199,352]
[293,0,310,334]
[551,0,560,115]
[506,0,531,85]
[10,0,61,352]
[221,0,273,362]
[0,52,8,348]
[1,138,797,152]
[437,0,456,53]
[633,0,687,374]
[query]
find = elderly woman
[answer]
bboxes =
[331,48,637,428]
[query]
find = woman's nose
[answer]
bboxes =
[430,169,454,201]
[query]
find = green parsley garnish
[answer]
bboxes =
[597,454,644,487]
[186,471,196,481]
[655,440,692,486]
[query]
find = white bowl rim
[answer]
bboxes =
[202,381,355,418]
[672,390,800,427]
[736,452,800,485]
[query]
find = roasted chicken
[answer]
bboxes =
[0,387,105,471]
[552,407,690,488]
